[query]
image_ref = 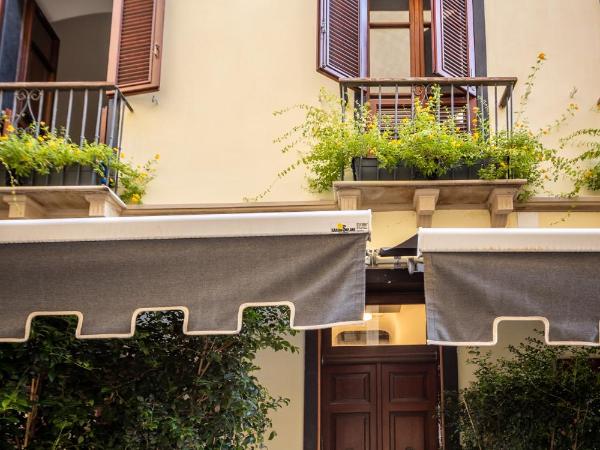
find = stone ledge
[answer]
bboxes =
[333,179,528,227]
[0,186,126,219]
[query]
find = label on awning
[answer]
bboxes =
[419,228,600,346]
[0,211,371,341]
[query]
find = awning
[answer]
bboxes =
[0,210,371,342]
[419,228,600,346]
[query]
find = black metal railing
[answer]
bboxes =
[0,82,133,191]
[339,77,518,137]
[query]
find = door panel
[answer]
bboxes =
[390,414,426,450]
[333,413,372,450]
[323,364,378,450]
[381,364,438,450]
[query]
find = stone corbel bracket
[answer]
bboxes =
[2,194,46,219]
[336,188,362,211]
[488,188,516,228]
[413,189,439,228]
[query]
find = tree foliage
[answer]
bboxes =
[445,335,600,450]
[0,308,297,449]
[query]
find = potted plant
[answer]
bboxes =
[0,124,158,204]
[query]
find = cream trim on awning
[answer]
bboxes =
[419,228,600,346]
[0,211,371,342]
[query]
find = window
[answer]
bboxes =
[317,0,475,80]
[331,304,427,346]
[107,0,166,95]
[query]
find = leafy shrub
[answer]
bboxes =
[0,124,157,204]
[0,308,297,449]
[445,335,600,450]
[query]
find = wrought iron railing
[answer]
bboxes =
[0,82,133,191]
[339,77,518,136]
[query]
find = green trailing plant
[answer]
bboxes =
[253,53,600,201]
[558,127,600,196]
[478,129,554,200]
[0,308,297,449]
[0,123,158,204]
[375,86,483,178]
[246,89,390,200]
[252,85,552,201]
[445,334,600,450]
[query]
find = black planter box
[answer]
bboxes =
[352,157,487,181]
[352,157,415,181]
[16,165,102,187]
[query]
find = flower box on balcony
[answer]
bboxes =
[351,157,487,181]
[16,165,103,187]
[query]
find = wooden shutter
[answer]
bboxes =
[107,0,165,95]
[318,0,368,80]
[431,0,475,78]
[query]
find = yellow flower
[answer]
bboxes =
[120,152,125,159]
[6,124,15,133]
[0,136,7,141]
[130,194,141,204]
[537,52,546,61]
[154,153,160,160]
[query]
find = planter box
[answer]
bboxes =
[17,165,103,187]
[352,157,487,181]
[352,157,414,181]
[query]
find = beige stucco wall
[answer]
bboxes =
[485,0,600,195]
[254,332,305,450]
[120,0,600,205]
[122,0,337,205]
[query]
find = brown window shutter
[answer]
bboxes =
[431,0,475,78]
[107,0,165,95]
[318,0,368,80]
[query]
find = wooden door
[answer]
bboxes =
[321,331,439,450]
[381,363,438,450]
[18,0,60,82]
[322,364,378,450]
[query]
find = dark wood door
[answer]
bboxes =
[18,0,60,82]
[381,363,438,450]
[322,364,378,450]
[321,334,439,450]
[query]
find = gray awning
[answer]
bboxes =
[419,228,600,346]
[0,210,371,341]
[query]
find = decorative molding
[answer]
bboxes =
[516,196,600,212]
[124,200,338,216]
[487,188,515,228]
[335,188,362,211]
[2,194,46,219]
[85,194,122,217]
[413,189,439,227]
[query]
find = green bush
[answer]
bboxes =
[0,124,157,204]
[0,308,297,449]
[445,335,600,449]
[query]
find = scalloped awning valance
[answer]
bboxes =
[0,210,371,342]
[419,228,600,346]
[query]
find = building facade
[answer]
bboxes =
[0,0,599,449]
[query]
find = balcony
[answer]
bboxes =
[334,77,524,227]
[0,82,132,219]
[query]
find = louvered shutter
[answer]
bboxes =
[107,0,165,95]
[431,0,475,78]
[318,0,368,80]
